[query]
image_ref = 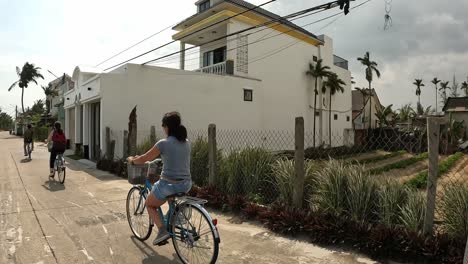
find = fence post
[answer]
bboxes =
[105,127,110,159]
[150,126,156,143]
[208,124,217,186]
[123,130,129,158]
[423,117,442,236]
[464,235,468,264]
[293,117,305,208]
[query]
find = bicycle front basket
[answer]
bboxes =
[127,164,160,185]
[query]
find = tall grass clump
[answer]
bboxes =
[314,159,349,217]
[376,179,408,227]
[270,158,318,206]
[399,189,426,233]
[190,137,209,186]
[440,185,468,239]
[221,147,274,199]
[345,165,377,223]
[136,135,158,155]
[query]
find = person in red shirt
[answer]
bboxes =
[46,122,67,177]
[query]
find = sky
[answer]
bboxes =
[1,0,468,117]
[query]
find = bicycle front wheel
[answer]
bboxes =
[126,186,152,241]
[171,204,219,264]
[57,162,65,184]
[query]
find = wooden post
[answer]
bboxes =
[105,127,111,159]
[464,235,468,264]
[208,124,217,186]
[150,126,156,143]
[293,117,305,208]
[423,117,442,236]
[123,130,129,158]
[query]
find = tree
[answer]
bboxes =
[461,81,468,97]
[439,81,450,106]
[416,102,433,116]
[398,104,415,122]
[306,59,331,147]
[0,108,13,130]
[375,104,394,127]
[42,84,59,114]
[355,87,369,126]
[322,73,345,147]
[357,52,381,130]
[450,75,459,98]
[413,79,425,105]
[8,62,44,113]
[431,78,441,112]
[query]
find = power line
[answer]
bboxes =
[95,23,176,67]
[142,0,349,66]
[103,0,277,71]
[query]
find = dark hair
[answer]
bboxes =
[162,112,187,142]
[54,121,64,135]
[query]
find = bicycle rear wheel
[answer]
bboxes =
[57,160,65,184]
[171,204,219,264]
[126,186,152,241]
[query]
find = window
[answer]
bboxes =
[313,56,318,62]
[236,35,249,74]
[198,0,210,13]
[334,114,338,120]
[244,89,253,102]
[202,46,226,67]
[347,116,350,122]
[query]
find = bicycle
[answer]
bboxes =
[126,159,220,264]
[53,153,66,184]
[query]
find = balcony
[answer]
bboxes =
[333,55,348,70]
[195,60,234,75]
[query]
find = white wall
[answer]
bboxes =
[100,64,263,158]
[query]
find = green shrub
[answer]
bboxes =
[355,150,406,165]
[314,159,349,217]
[406,152,464,189]
[33,126,49,141]
[440,185,468,239]
[190,137,209,186]
[345,166,377,223]
[270,158,318,206]
[376,179,408,227]
[369,152,428,175]
[136,135,158,155]
[221,147,274,199]
[399,189,426,233]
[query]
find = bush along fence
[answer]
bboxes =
[94,115,468,263]
[191,117,468,263]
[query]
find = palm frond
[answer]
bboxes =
[8,80,19,91]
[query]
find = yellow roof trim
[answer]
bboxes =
[173,7,320,46]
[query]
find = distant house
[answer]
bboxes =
[47,74,73,126]
[64,0,354,160]
[443,97,468,138]
[352,89,382,130]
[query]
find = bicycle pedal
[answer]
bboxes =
[156,240,169,246]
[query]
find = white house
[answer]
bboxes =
[352,89,382,130]
[64,0,353,160]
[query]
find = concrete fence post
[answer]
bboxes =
[293,117,305,208]
[123,130,129,158]
[208,124,217,186]
[464,235,468,264]
[423,117,443,236]
[105,127,111,159]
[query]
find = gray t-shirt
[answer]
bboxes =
[155,136,191,180]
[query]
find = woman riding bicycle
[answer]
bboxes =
[127,112,192,246]
[47,122,67,177]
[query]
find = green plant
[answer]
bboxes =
[399,189,426,233]
[376,179,407,227]
[406,152,463,189]
[357,51,381,129]
[413,79,425,105]
[221,147,274,198]
[33,126,49,141]
[314,159,349,217]
[136,135,158,155]
[322,73,346,147]
[270,158,318,206]
[8,62,44,113]
[440,185,468,239]
[369,152,428,175]
[345,166,377,223]
[190,137,209,186]
[355,150,406,164]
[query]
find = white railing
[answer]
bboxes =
[195,61,227,75]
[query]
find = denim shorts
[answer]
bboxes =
[152,179,192,201]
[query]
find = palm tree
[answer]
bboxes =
[439,81,450,106]
[413,79,425,105]
[8,62,44,113]
[398,104,415,123]
[375,104,394,127]
[461,81,468,97]
[416,102,433,116]
[306,59,331,147]
[431,78,441,112]
[322,73,346,147]
[357,52,381,130]
[355,87,369,127]
[42,84,59,114]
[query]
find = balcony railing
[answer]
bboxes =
[195,60,234,75]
